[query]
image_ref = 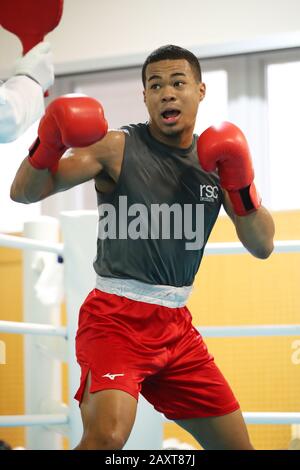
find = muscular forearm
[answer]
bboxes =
[10,157,54,204]
[233,205,275,259]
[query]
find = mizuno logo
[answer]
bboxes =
[102,373,125,381]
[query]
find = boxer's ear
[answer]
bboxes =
[0,0,63,54]
[198,82,206,103]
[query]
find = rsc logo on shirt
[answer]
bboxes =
[199,184,219,202]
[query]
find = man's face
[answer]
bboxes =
[143,59,206,143]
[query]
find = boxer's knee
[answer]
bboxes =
[75,427,127,450]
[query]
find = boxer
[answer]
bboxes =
[10,45,275,450]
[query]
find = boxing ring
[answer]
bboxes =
[0,210,300,449]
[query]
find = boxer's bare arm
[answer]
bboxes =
[223,190,275,259]
[10,130,125,204]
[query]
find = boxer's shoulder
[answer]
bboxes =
[91,130,125,166]
[91,130,125,192]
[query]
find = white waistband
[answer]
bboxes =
[95,275,193,308]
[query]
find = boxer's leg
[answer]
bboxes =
[174,409,254,450]
[74,371,138,450]
[141,308,254,450]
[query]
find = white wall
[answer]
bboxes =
[1,0,300,77]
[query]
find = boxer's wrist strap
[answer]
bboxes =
[228,181,261,216]
[27,154,59,175]
[28,136,63,174]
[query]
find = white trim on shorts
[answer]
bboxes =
[95,274,193,308]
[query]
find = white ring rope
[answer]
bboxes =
[0,234,299,256]
[198,324,300,337]
[1,411,300,427]
[0,320,67,337]
[164,412,300,425]
[0,233,63,255]
[243,412,300,425]
[0,414,68,427]
[0,321,299,338]
[204,240,300,255]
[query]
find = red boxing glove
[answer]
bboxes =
[197,121,261,216]
[28,94,108,172]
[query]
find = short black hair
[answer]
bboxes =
[142,44,202,88]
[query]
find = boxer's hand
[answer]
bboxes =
[197,121,261,216]
[14,42,54,92]
[28,94,108,172]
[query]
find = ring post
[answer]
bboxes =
[23,216,62,449]
[60,211,98,449]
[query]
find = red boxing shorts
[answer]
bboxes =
[74,288,239,420]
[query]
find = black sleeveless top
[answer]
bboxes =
[93,123,222,287]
